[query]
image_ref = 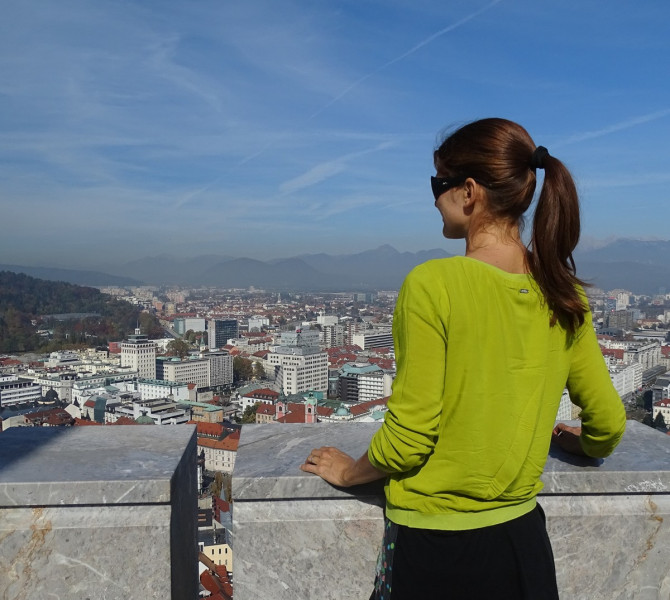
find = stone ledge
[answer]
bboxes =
[233,420,670,600]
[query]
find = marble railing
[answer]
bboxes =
[233,420,670,600]
[0,425,198,600]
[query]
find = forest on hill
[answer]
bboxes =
[0,271,162,353]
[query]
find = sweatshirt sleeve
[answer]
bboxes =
[566,309,626,458]
[368,264,448,473]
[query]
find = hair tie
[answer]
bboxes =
[530,146,549,171]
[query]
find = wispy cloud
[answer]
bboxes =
[557,108,670,146]
[308,0,504,120]
[278,141,394,195]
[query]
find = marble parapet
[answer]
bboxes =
[0,425,198,600]
[233,420,670,600]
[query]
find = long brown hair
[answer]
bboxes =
[433,118,586,334]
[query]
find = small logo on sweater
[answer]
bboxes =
[519,288,529,294]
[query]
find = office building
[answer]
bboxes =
[208,319,239,350]
[120,329,157,379]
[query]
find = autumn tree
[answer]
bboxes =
[233,356,254,382]
[166,338,191,359]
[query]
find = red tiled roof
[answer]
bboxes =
[349,396,389,416]
[197,422,225,437]
[601,347,624,360]
[74,417,102,426]
[198,435,239,451]
[245,388,279,399]
[112,416,138,425]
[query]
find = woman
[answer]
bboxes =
[301,118,626,599]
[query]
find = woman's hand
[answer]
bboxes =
[301,446,387,487]
[552,422,587,456]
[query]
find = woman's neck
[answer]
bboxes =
[464,226,528,274]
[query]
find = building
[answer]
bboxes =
[248,316,270,331]
[208,319,239,350]
[202,351,234,387]
[279,327,320,348]
[623,342,662,371]
[652,399,670,428]
[358,370,394,403]
[239,387,280,411]
[321,323,346,349]
[0,375,42,408]
[195,422,241,473]
[267,327,328,395]
[336,362,385,403]
[156,357,210,389]
[268,347,328,395]
[45,351,82,369]
[352,329,394,351]
[136,378,191,402]
[608,362,644,402]
[112,397,192,425]
[173,317,206,336]
[652,373,670,404]
[120,329,157,379]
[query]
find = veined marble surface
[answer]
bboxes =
[0,425,196,506]
[233,420,670,499]
[233,420,670,600]
[0,426,198,600]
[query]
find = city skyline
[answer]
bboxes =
[2,0,670,268]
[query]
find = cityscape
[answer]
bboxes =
[2,0,670,598]
[1,264,670,596]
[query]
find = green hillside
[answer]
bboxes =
[0,271,162,353]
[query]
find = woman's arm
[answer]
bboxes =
[300,446,387,487]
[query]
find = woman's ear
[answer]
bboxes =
[462,178,477,207]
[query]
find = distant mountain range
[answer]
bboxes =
[3,239,669,294]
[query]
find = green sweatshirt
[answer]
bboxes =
[368,257,626,530]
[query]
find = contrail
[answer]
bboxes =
[309,0,504,120]
[556,108,670,147]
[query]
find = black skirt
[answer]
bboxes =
[370,504,559,600]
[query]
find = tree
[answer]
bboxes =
[166,338,191,359]
[233,356,254,382]
[240,402,261,424]
[252,360,265,380]
[653,412,667,431]
[642,413,654,428]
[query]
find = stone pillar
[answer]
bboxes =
[0,425,198,599]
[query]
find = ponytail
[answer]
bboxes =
[434,118,588,335]
[527,153,587,335]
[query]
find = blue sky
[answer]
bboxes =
[1,0,669,268]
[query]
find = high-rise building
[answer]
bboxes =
[208,319,239,350]
[268,327,327,395]
[204,350,234,387]
[120,329,157,379]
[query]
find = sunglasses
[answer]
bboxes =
[431,176,466,201]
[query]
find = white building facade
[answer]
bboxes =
[120,330,157,379]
